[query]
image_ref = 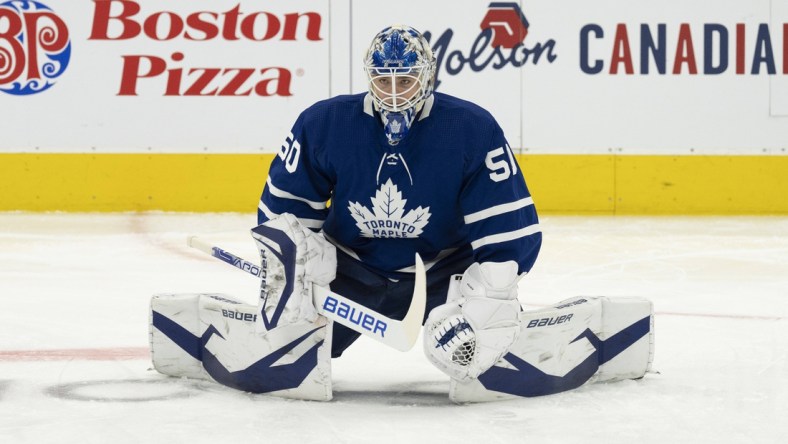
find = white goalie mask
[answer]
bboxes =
[364,25,436,113]
[364,26,436,145]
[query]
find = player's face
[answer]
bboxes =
[369,70,422,111]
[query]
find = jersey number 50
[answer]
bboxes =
[279,132,301,173]
[485,144,518,182]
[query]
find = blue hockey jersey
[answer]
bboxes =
[258,92,541,278]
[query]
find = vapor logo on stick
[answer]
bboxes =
[480,2,530,49]
[0,0,71,95]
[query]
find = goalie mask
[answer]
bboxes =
[364,25,436,145]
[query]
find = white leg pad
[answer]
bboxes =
[593,297,655,383]
[450,296,654,402]
[150,293,332,401]
[149,293,212,381]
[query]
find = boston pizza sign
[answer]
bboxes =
[89,0,322,97]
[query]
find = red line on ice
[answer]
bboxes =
[655,311,784,321]
[528,302,784,321]
[0,347,149,362]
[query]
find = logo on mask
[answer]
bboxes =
[348,179,431,239]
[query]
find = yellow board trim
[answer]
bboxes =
[520,155,788,214]
[0,154,271,212]
[2,153,787,214]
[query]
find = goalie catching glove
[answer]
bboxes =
[424,261,522,381]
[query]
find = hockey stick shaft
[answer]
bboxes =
[187,236,426,352]
[187,237,265,278]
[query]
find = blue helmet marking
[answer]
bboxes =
[371,31,418,68]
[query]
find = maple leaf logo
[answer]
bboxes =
[348,179,431,238]
[390,119,402,134]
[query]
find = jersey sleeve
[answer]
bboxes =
[460,122,542,275]
[258,112,333,230]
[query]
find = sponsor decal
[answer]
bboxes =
[526,314,573,329]
[213,246,264,277]
[322,295,388,337]
[581,22,788,75]
[424,2,557,89]
[87,0,323,96]
[221,309,257,322]
[0,0,71,95]
[207,294,243,305]
[554,298,588,309]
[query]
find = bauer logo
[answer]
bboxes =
[322,296,388,338]
[221,309,257,323]
[526,314,574,329]
[0,0,71,95]
[424,2,556,89]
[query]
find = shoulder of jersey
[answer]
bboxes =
[302,93,368,119]
[430,91,497,126]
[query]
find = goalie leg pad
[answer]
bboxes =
[150,293,333,401]
[594,296,655,382]
[150,293,211,381]
[449,296,654,402]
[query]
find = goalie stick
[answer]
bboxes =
[186,236,427,352]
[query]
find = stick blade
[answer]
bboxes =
[187,235,212,255]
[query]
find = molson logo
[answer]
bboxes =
[424,2,557,89]
[0,0,71,95]
[87,0,323,96]
[581,22,788,75]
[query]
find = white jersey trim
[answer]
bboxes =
[266,177,328,211]
[464,197,534,225]
[470,223,541,250]
[363,93,375,116]
[323,233,361,261]
[258,201,278,220]
[298,218,325,230]
[258,201,325,229]
[395,247,458,273]
[418,95,434,121]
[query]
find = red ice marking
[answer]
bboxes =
[0,347,149,362]
[526,303,784,322]
[655,311,784,321]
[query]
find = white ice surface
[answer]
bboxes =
[1,213,786,443]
